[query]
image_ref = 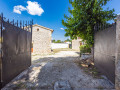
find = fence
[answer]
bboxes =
[0,13,33,88]
[94,23,116,83]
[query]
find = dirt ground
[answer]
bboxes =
[3,50,114,90]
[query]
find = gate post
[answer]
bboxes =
[0,13,3,89]
[116,15,120,90]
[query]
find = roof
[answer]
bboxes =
[32,24,54,32]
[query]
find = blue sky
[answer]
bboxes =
[0,0,120,41]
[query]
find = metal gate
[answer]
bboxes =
[94,23,116,83]
[0,13,33,88]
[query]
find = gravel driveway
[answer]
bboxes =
[3,50,114,90]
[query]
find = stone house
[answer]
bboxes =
[32,24,53,55]
[72,37,84,51]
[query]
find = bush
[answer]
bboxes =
[80,45,91,54]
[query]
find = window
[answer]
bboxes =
[37,28,39,31]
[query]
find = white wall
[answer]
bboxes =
[51,43,69,49]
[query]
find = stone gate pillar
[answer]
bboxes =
[116,15,120,90]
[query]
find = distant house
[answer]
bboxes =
[72,37,84,51]
[32,24,53,55]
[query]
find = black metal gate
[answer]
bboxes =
[0,13,33,88]
[94,24,116,83]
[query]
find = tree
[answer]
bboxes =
[64,39,72,42]
[62,0,116,47]
[52,39,56,43]
[56,40,62,43]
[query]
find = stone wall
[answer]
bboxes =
[72,38,83,51]
[32,25,52,55]
[116,15,120,90]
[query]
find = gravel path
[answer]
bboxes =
[3,51,114,90]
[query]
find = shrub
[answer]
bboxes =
[80,45,91,54]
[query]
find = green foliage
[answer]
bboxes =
[56,40,62,43]
[80,45,91,53]
[62,0,116,46]
[52,39,56,43]
[64,39,72,42]
[52,39,63,43]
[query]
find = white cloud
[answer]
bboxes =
[13,5,26,14]
[26,1,44,16]
[117,13,120,15]
[13,1,44,16]
[60,28,64,30]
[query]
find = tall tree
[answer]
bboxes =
[62,0,116,46]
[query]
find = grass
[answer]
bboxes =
[97,86,104,90]
[14,82,27,89]
[32,48,73,57]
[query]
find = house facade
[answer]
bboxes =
[72,37,84,51]
[32,24,53,55]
